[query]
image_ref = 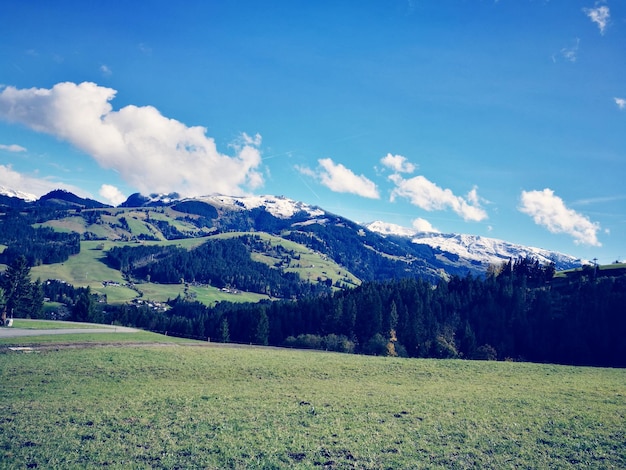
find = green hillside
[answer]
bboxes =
[31,239,268,305]
[31,218,359,305]
[213,231,360,288]
[38,207,213,241]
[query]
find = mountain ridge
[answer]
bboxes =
[1,187,586,279]
[364,220,586,270]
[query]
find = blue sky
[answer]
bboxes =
[1,1,625,263]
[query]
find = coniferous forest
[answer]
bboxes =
[0,212,80,266]
[36,257,626,368]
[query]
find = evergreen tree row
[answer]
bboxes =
[86,257,625,367]
[9,253,624,368]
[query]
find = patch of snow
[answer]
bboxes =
[0,185,37,202]
[197,194,325,219]
[148,192,181,204]
[365,220,584,270]
[411,232,584,269]
[364,221,420,238]
[293,218,329,227]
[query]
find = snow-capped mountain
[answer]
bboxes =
[4,186,586,279]
[0,185,37,202]
[196,194,326,219]
[364,221,585,271]
[365,220,428,238]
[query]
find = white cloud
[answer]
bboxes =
[519,188,601,246]
[0,81,264,197]
[0,164,88,198]
[380,153,416,173]
[100,65,112,76]
[298,158,380,199]
[99,184,126,206]
[389,174,487,221]
[614,97,626,110]
[583,5,610,35]
[412,217,439,233]
[0,143,26,152]
[560,38,580,63]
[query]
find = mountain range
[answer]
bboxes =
[0,187,585,284]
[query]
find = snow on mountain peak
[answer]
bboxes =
[197,194,325,219]
[365,220,584,270]
[0,185,37,202]
[365,221,420,237]
[417,233,585,269]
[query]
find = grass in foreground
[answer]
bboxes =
[1,343,624,469]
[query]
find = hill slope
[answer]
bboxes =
[3,190,586,297]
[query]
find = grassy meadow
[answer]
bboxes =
[1,334,624,469]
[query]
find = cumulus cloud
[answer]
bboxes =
[614,97,626,110]
[0,81,264,197]
[389,174,487,222]
[99,184,126,206]
[519,188,601,246]
[412,217,439,233]
[0,143,26,152]
[583,5,610,34]
[380,153,416,174]
[298,158,380,199]
[0,164,87,198]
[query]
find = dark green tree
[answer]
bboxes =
[72,287,98,322]
[1,255,43,318]
[0,287,6,324]
[254,310,269,345]
[219,316,230,343]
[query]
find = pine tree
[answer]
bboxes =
[254,310,269,345]
[0,287,6,324]
[1,255,41,318]
[219,316,230,343]
[72,288,97,322]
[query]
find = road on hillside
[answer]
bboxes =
[0,322,139,338]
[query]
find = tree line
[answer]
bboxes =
[5,252,624,367]
[33,257,625,367]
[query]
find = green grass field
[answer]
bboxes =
[1,335,624,469]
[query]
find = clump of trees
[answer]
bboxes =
[0,213,80,266]
[1,256,44,322]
